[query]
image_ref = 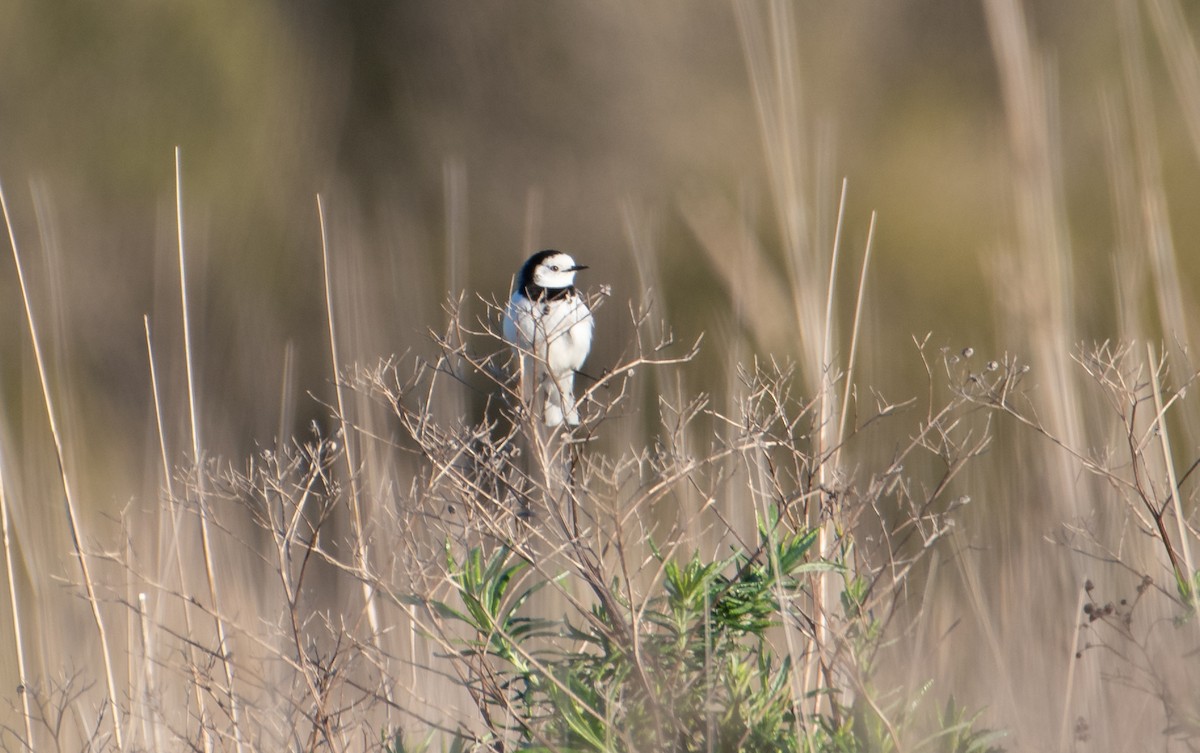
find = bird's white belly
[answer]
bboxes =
[504,295,593,375]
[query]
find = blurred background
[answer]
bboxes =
[1,0,1196,457]
[2,0,1200,749]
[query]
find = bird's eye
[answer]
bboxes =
[550,265,559,271]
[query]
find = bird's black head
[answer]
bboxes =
[517,249,587,300]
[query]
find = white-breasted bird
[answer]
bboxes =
[503,249,594,427]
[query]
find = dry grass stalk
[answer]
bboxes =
[174,147,244,753]
[2,180,124,751]
[144,314,211,753]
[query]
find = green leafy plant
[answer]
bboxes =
[413,517,1001,753]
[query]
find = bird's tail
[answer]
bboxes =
[543,372,579,427]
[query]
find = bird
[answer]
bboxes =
[503,249,594,427]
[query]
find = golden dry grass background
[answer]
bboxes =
[0,1,1199,750]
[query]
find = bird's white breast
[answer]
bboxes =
[504,292,593,376]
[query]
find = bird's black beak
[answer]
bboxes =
[571,264,589,271]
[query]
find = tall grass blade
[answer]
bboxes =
[1,180,125,751]
[174,147,244,753]
[143,314,211,753]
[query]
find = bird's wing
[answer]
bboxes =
[503,294,537,350]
